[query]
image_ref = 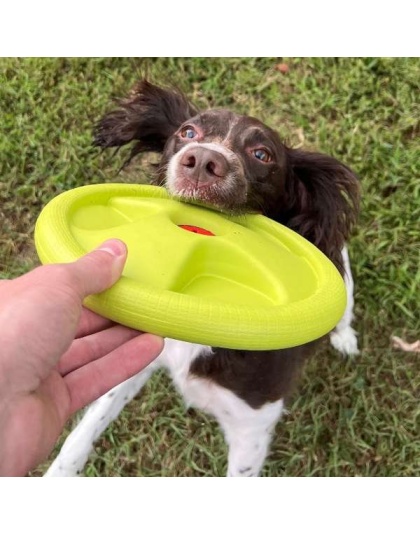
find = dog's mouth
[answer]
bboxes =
[168,179,238,212]
[167,173,256,217]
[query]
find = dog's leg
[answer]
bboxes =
[330,245,359,356]
[196,384,284,477]
[44,365,157,477]
[222,398,284,477]
[175,363,284,477]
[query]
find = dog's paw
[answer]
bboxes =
[330,326,360,357]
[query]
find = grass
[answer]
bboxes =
[1,57,419,477]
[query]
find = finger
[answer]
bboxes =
[76,308,115,338]
[58,324,143,375]
[67,239,128,298]
[65,334,164,414]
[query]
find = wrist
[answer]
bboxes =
[0,394,45,477]
[0,399,15,475]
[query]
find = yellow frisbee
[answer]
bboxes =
[34,184,346,350]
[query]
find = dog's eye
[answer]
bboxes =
[253,149,272,162]
[180,127,197,139]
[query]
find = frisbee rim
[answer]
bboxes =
[34,184,346,350]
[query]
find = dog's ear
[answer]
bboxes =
[282,148,360,272]
[93,79,198,166]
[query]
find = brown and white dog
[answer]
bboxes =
[45,80,360,476]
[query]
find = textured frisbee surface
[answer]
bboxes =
[34,184,346,350]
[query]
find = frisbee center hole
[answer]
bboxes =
[178,224,215,236]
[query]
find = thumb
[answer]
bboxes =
[68,239,128,298]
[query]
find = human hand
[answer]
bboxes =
[0,239,163,476]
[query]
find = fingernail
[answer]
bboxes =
[97,239,127,257]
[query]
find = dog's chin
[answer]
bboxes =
[166,178,247,214]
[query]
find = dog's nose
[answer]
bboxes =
[180,146,229,184]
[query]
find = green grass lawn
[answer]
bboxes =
[1,57,419,476]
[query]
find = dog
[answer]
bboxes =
[45,80,360,476]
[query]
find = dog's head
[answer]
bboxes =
[94,80,360,271]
